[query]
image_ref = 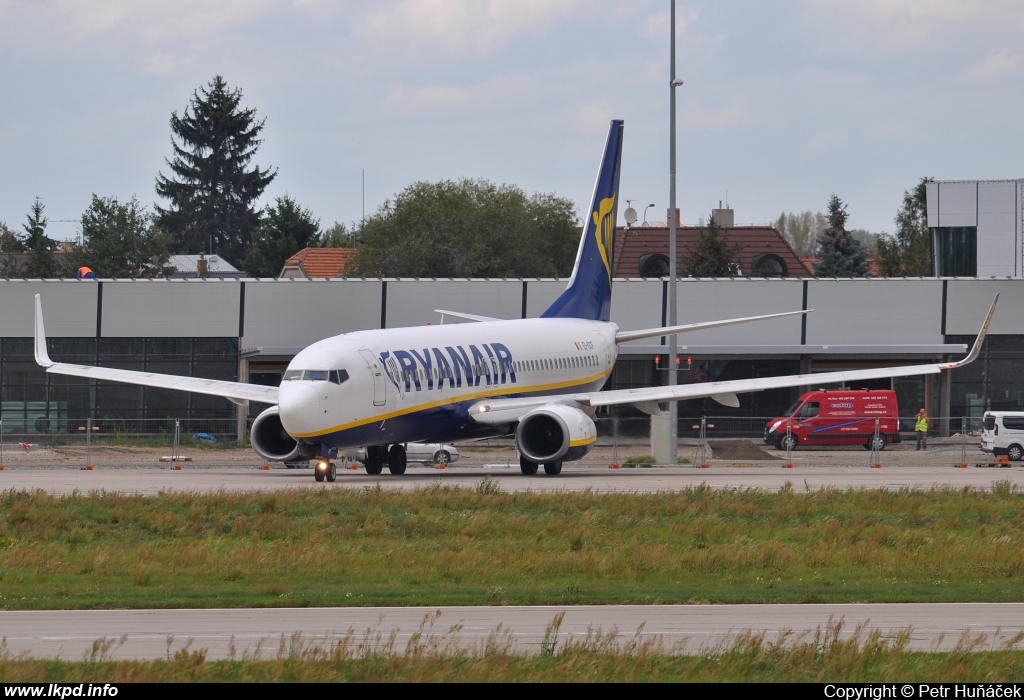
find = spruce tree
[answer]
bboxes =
[22,198,58,278]
[155,75,276,266]
[682,213,743,277]
[812,194,869,277]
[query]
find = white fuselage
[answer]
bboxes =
[276,317,619,449]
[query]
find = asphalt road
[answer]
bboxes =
[2,604,1022,660]
[4,461,1021,662]
[0,464,1021,495]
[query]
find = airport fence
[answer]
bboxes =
[0,414,992,470]
[0,417,254,469]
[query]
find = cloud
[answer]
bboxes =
[357,0,587,58]
[679,97,748,131]
[804,0,1024,50]
[576,98,616,134]
[383,74,532,116]
[0,1,272,68]
[961,52,1024,81]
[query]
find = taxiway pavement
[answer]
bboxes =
[2,604,1021,659]
[0,464,1021,495]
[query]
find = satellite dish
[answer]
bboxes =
[624,207,638,225]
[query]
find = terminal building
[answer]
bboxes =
[0,276,1019,443]
[927,179,1024,277]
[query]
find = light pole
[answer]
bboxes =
[643,203,656,226]
[668,0,683,464]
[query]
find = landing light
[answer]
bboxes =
[316,460,328,471]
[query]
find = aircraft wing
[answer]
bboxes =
[471,294,998,423]
[615,309,809,344]
[34,295,278,406]
[435,309,503,323]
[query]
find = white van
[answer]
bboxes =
[980,411,1024,461]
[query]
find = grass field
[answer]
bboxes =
[1,479,1024,609]
[2,619,1024,682]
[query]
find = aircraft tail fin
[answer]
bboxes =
[541,119,624,322]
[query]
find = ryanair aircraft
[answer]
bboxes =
[33,121,997,481]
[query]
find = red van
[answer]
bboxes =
[764,390,901,450]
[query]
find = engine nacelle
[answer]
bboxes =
[515,404,597,463]
[250,406,319,462]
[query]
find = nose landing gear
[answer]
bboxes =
[314,460,337,482]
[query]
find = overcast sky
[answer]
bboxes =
[2,0,1023,246]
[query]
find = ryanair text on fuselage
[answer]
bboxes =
[380,343,517,393]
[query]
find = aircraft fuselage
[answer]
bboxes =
[278,318,619,450]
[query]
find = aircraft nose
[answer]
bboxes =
[278,382,321,434]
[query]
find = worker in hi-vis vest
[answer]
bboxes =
[915,408,930,450]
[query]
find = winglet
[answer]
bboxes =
[34,294,53,368]
[944,294,998,369]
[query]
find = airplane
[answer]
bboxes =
[32,120,998,482]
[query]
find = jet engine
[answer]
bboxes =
[515,404,596,463]
[250,406,319,462]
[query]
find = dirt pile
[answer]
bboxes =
[707,439,782,461]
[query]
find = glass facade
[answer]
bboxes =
[947,334,1024,427]
[0,337,238,434]
[932,227,977,276]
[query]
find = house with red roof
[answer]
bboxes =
[613,208,813,278]
[279,248,356,279]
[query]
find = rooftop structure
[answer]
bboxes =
[279,247,356,279]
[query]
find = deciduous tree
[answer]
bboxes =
[63,195,171,278]
[775,210,826,257]
[875,177,933,276]
[155,75,276,266]
[353,179,579,278]
[0,221,23,277]
[242,196,321,278]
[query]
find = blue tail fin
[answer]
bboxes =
[541,119,624,322]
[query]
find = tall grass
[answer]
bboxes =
[1,483,1024,609]
[2,617,1024,682]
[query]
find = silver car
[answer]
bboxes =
[344,443,460,466]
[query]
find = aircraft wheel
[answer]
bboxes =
[364,446,385,475]
[543,461,562,476]
[314,468,325,482]
[519,456,538,475]
[325,462,337,482]
[388,444,407,475]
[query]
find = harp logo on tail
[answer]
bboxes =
[594,195,616,281]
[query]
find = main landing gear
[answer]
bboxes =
[387,444,408,475]
[364,445,386,475]
[520,456,562,476]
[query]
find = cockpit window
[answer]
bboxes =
[283,369,348,384]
